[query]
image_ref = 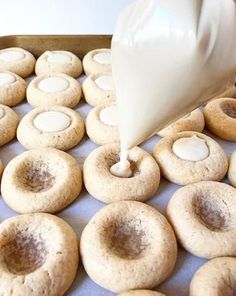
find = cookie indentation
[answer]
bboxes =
[99,105,118,126]
[18,163,55,192]
[33,111,71,132]
[93,53,111,65]
[47,52,72,63]
[95,75,114,91]
[3,232,47,275]
[172,135,209,162]
[38,77,69,93]
[130,161,141,176]
[0,51,25,62]
[221,102,236,119]
[0,72,16,86]
[195,196,231,231]
[108,154,140,178]
[105,219,149,259]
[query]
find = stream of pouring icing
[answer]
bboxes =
[110,0,236,177]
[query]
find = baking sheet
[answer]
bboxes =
[1,78,236,296]
[0,35,112,58]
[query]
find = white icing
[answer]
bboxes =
[0,73,16,86]
[172,135,209,161]
[0,107,5,119]
[110,148,132,178]
[110,160,132,178]
[95,75,114,91]
[38,77,69,93]
[0,50,25,62]
[99,105,118,126]
[33,111,71,132]
[47,52,72,63]
[93,52,111,65]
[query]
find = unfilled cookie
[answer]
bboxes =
[0,47,35,78]
[204,97,236,141]
[153,131,228,185]
[83,48,111,76]
[1,148,82,213]
[82,72,115,106]
[0,71,26,106]
[0,213,78,296]
[0,104,19,146]
[167,181,236,258]
[17,105,84,151]
[80,201,177,293]
[83,143,160,203]
[35,50,83,78]
[157,108,205,137]
[86,102,119,145]
[189,257,236,296]
[27,73,82,108]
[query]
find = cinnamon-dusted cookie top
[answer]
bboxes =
[81,201,177,293]
[1,148,82,213]
[0,213,79,296]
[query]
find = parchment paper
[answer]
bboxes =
[0,75,235,296]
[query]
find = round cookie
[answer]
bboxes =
[118,290,166,296]
[167,181,236,258]
[80,201,177,293]
[27,73,82,108]
[0,104,19,146]
[0,213,78,296]
[0,47,35,78]
[204,97,236,141]
[157,108,205,137]
[189,257,236,296]
[83,143,160,203]
[153,131,228,185]
[83,48,111,76]
[35,50,83,78]
[17,105,84,151]
[82,73,115,106]
[1,148,82,213]
[86,103,119,145]
[0,71,26,106]
[228,150,236,187]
